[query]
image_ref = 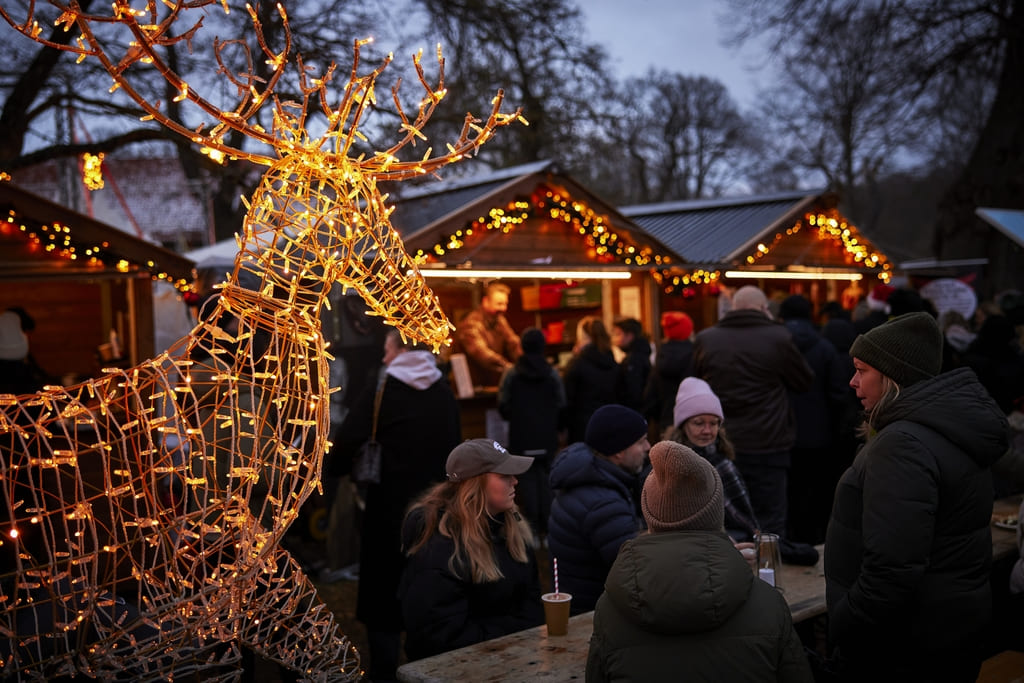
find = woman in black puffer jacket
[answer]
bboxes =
[826,313,1008,682]
[398,440,542,662]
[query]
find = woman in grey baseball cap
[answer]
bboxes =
[398,439,543,661]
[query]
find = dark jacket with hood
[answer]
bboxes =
[783,318,850,449]
[586,532,813,682]
[643,338,694,430]
[616,335,653,413]
[564,344,622,444]
[547,442,644,613]
[825,367,1008,678]
[498,351,566,458]
[693,309,813,460]
[333,351,462,629]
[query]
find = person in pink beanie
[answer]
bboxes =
[666,377,758,542]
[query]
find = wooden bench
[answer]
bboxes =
[977,650,1024,683]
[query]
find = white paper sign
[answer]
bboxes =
[919,278,977,319]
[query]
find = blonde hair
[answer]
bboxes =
[404,477,535,583]
[858,375,901,437]
[664,423,737,461]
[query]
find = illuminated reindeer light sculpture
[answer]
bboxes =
[0,2,520,680]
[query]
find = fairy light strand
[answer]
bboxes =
[0,2,520,681]
[653,208,892,296]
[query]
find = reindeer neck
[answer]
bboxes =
[216,280,323,338]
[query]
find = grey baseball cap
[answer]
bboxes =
[445,439,534,481]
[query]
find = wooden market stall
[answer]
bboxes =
[387,160,678,437]
[390,160,678,359]
[622,190,895,328]
[0,182,195,383]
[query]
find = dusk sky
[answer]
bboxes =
[581,0,770,108]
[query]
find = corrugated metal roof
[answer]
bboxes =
[621,190,824,264]
[389,160,555,238]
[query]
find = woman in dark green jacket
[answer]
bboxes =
[587,440,812,682]
[826,312,1008,681]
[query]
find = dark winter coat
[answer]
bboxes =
[643,338,693,430]
[564,344,622,444]
[616,336,652,412]
[398,512,543,661]
[784,318,850,449]
[693,310,813,460]
[963,321,1024,414]
[547,442,644,614]
[825,368,1008,679]
[0,358,43,396]
[587,532,813,683]
[498,352,566,458]
[335,356,461,630]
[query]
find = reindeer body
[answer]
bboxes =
[0,158,365,681]
[0,2,520,680]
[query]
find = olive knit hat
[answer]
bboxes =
[849,311,942,387]
[641,440,724,533]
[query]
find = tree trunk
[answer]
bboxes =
[934,0,1024,297]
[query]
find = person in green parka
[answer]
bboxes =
[586,440,812,682]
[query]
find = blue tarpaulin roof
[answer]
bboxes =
[976,208,1024,249]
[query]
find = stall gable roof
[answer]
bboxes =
[388,160,557,241]
[621,190,826,265]
[388,160,677,268]
[976,207,1024,249]
[0,181,195,285]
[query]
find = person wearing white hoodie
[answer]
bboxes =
[333,329,461,682]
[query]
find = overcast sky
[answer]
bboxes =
[581,0,768,107]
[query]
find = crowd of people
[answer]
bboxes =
[321,281,1024,682]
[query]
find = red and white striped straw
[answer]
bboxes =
[553,557,559,596]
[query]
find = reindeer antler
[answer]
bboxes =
[0,1,523,174]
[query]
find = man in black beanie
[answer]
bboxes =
[547,404,650,614]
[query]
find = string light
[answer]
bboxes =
[2,207,191,291]
[0,2,520,681]
[653,208,891,295]
[413,185,672,270]
[81,152,105,190]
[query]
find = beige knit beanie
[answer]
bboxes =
[641,440,724,532]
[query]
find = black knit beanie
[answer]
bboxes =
[849,311,942,387]
[584,404,648,455]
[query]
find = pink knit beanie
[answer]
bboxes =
[673,377,724,428]
[642,440,724,532]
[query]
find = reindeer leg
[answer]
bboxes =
[224,547,362,682]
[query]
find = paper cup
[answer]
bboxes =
[542,592,572,636]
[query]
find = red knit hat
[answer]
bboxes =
[867,284,895,312]
[660,311,693,341]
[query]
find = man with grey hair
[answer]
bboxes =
[692,285,813,542]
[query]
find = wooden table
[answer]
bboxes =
[396,550,828,683]
[397,496,1022,683]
